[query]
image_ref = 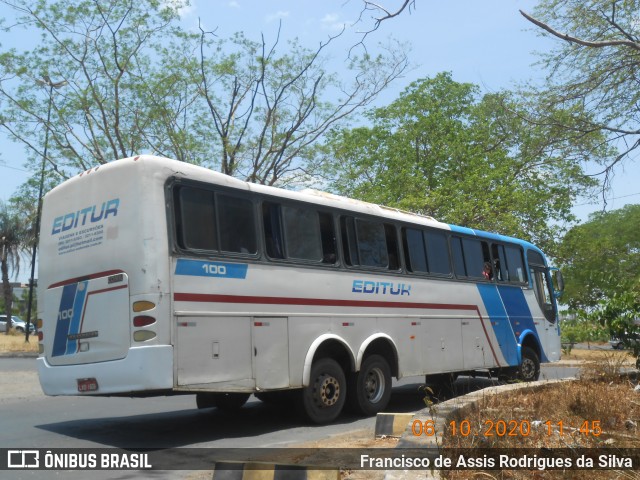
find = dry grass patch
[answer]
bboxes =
[442,358,640,479]
[0,330,38,353]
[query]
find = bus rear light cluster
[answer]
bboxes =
[37,319,44,353]
[133,305,157,341]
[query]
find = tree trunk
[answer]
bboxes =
[1,255,13,335]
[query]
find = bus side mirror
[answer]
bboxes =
[550,268,564,298]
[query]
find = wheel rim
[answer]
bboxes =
[363,367,385,404]
[521,358,536,380]
[314,373,341,408]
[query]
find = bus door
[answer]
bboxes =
[529,265,559,360]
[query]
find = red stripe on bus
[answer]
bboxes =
[173,292,502,366]
[174,292,478,311]
[48,270,126,289]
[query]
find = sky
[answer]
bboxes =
[0,0,639,225]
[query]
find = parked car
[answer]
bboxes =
[0,315,36,334]
[610,332,640,350]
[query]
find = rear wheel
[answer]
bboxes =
[297,358,346,424]
[518,346,540,382]
[347,355,391,416]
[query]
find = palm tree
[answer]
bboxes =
[0,201,28,335]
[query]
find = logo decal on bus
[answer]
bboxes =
[352,279,411,296]
[51,198,120,235]
[175,259,248,279]
[52,280,89,357]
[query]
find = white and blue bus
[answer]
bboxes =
[37,155,563,424]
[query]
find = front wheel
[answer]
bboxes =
[518,346,540,382]
[297,358,346,424]
[347,355,392,416]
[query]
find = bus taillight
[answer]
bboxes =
[133,316,156,327]
[133,301,155,312]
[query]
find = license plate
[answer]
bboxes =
[77,378,99,392]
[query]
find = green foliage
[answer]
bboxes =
[560,316,608,345]
[586,286,640,357]
[556,204,640,310]
[0,0,407,189]
[325,73,609,253]
[0,201,30,333]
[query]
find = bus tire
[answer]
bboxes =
[518,346,540,382]
[214,392,250,410]
[195,392,217,409]
[347,355,392,416]
[297,358,346,424]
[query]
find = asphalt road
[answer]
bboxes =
[0,357,578,479]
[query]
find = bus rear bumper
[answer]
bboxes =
[37,345,174,396]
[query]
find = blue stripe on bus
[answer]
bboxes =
[52,283,78,357]
[175,259,248,279]
[497,285,548,362]
[65,280,89,355]
[477,284,518,365]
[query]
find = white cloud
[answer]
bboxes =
[266,10,290,23]
[320,13,348,31]
[228,1,240,8]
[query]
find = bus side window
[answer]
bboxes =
[217,194,257,254]
[425,230,451,275]
[505,245,526,283]
[175,186,217,251]
[356,219,389,268]
[341,216,390,269]
[318,212,337,264]
[384,224,400,270]
[341,216,359,266]
[282,205,323,262]
[451,237,466,277]
[262,202,285,259]
[403,227,428,273]
[452,236,491,280]
[491,244,509,282]
[403,228,450,275]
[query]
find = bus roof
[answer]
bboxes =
[53,155,546,259]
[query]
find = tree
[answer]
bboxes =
[0,0,408,188]
[520,0,640,188]
[0,201,28,335]
[0,0,191,179]
[324,73,611,254]
[556,204,640,310]
[190,26,408,186]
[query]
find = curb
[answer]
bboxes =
[375,413,415,438]
[212,461,340,480]
[382,378,572,480]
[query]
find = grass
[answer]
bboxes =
[0,329,38,353]
[441,353,640,479]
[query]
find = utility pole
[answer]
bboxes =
[25,77,67,343]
